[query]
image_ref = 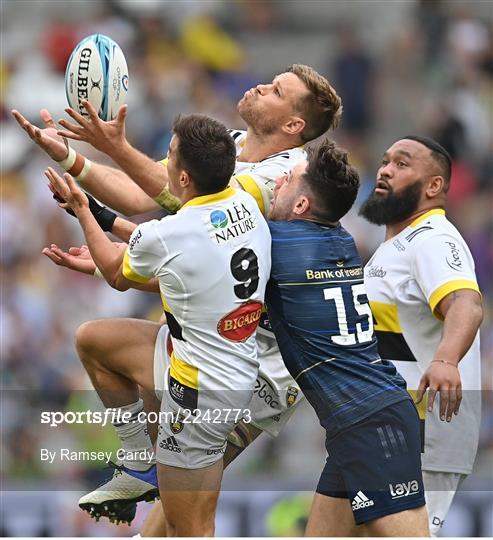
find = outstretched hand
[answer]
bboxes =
[45,167,89,215]
[57,99,128,156]
[11,108,69,161]
[415,361,462,422]
[42,244,96,275]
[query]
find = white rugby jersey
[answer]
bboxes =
[156,130,306,400]
[123,187,271,399]
[228,129,306,217]
[364,209,481,474]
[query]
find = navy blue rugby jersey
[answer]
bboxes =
[266,220,409,439]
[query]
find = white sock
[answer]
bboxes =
[111,399,155,471]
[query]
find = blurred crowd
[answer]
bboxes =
[1,0,491,536]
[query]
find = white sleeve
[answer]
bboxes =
[412,232,480,319]
[123,219,167,283]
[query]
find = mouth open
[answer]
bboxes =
[375,179,390,194]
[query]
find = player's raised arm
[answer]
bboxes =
[45,167,137,290]
[57,100,171,200]
[11,108,159,215]
[42,242,160,292]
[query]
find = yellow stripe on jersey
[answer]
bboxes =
[409,208,445,228]
[234,174,266,216]
[158,158,169,167]
[429,279,481,320]
[170,352,199,390]
[122,249,151,283]
[407,390,427,420]
[160,292,171,313]
[369,301,402,333]
[182,186,236,208]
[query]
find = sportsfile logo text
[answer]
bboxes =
[40,408,251,428]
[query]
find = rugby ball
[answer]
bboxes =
[65,34,129,121]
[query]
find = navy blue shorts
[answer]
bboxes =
[316,398,426,525]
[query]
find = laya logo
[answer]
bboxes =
[217,301,262,342]
[210,210,228,229]
[446,241,463,271]
[122,74,129,91]
[389,480,420,499]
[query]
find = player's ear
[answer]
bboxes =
[282,116,305,137]
[180,170,191,188]
[425,175,445,198]
[293,195,310,216]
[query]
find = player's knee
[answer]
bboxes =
[74,320,104,359]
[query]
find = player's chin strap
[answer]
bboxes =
[227,421,254,450]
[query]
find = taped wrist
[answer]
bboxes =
[87,194,117,232]
[153,186,182,213]
[56,146,92,181]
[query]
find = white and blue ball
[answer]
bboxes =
[65,34,129,121]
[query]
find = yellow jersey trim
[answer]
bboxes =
[158,158,169,166]
[160,292,171,313]
[122,249,150,284]
[429,279,481,320]
[369,301,402,333]
[407,390,426,420]
[234,174,265,216]
[409,208,445,228]
[170,353,199,390]
[182,186,236,208]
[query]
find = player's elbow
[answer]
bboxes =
[108,274,130,292]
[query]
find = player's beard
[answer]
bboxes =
[238,100,277,137]
[359,179,423,225]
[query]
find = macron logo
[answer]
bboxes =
[351,491,374,511]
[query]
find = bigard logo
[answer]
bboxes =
[217,301,263,342]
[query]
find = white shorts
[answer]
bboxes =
[423,470,466,536]
[153,326,253,469]
[153,325,303,439]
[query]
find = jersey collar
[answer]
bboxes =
[182,186,236,208]
[409,208,445,228]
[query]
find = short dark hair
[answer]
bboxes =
[403,135,452,191]
[303,138,360,222]
[173,114,236,195]
[287,64,342,143]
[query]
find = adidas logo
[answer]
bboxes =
[159,436,181,453]
[351,491,374,511]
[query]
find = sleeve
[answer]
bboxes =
[413,232,481,320]
[231,173,273,217]
[122,220,167,283]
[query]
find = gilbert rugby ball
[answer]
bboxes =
[65,34,129,121]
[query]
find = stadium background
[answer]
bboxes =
[1,0,492,536]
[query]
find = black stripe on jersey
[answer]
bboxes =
[375,331,417,362]
[260,151,290,162]
[405,226,433,242]
[228,130,243,141]
[165,310,184,341]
